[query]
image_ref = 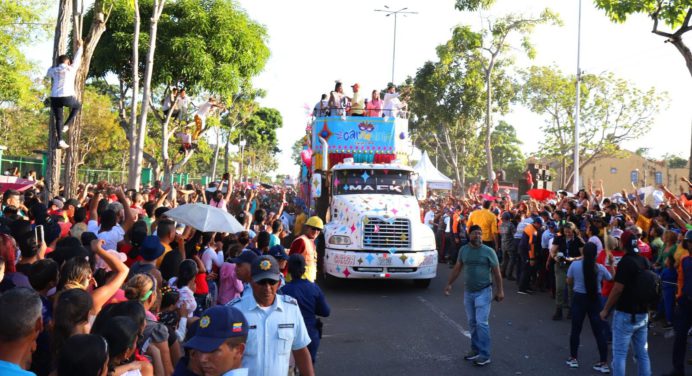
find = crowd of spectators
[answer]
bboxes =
[423,177,692,375]
[0,174,329,376]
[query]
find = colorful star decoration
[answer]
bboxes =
[400,234,408,241]
[361,171,370,181]
[365,254,375,264]
[343,269,351,278]
[319,121,333,140]
[399,254,408,263]
[388,247,397,255]
[357,257,364,265]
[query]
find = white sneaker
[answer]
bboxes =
[58,140,69,149]
[61,125,69,133]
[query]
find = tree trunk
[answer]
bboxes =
[689,120,692,181]
[224,137,230,174]
[484,68,494,191]
[45,0,72,201]
[459,137,466,189]
[669,36,692,78]
[127,0,140,189]
[133,0,166,190]
[211,127,220,180]
[64,2,108,198]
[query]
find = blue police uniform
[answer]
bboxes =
[280,278,330,362]
[230,293,311,376]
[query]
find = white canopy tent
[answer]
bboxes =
[413,151,454,190]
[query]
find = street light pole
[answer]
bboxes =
[375,6,417,84]
[239,137,246,184]
[573,0,582,193]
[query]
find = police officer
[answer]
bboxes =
[182,305,249,376]
[229,255,314,376]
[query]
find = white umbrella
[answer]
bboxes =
[164,203,244,233]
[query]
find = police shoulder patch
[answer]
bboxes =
[281,295,298,305]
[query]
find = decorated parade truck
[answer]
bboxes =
[306,115,437,287]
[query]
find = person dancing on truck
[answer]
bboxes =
[288,216,323,282]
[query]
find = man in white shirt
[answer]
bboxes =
[193,97,222,140]
[382,84,401,118]
[46,40,83,149]
[424,205,436,229]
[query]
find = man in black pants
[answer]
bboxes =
[518,217,542,294]
[46,39,83,149]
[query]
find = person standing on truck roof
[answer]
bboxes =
[289,216,323,282]
[444,225,504,367]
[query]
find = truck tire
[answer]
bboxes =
[413,278,432,289]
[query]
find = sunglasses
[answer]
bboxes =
[256,279,279,286]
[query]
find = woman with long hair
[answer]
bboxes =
[92,316,153,376]
[565,242,612,373]
[52,289,94,367]
[57,239,129,315]
[124,274,178,375]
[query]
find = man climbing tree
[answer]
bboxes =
[46,38,83,149]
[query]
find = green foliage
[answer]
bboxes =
[454,0,495,11]
[668,155,688,169]
[290,135,308,167]
[80,87,128,169]
[520,65,668,186]
[91,0,269,95]
[0,0,49,107]
[231,107,283,154]
[594,0,689,28]
[490,121,525,182]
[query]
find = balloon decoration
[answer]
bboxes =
[300,149,313,168]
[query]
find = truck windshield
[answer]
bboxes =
[333,169,413,195]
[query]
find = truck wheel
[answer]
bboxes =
[413,278,432,289]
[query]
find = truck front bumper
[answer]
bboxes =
[324,248,437,279]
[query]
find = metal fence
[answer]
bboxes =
[0,156,196,186]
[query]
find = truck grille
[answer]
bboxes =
[363,217,410,249]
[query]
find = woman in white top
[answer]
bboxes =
[565,242,612,373]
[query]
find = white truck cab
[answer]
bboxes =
[322,161,437,287]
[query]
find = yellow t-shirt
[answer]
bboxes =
[467,209,498,242]
[293,213,307,236]
[155,242,172,268]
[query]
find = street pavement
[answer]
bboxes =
[314,263,675,375]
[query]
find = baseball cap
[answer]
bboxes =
[230,250,258,265]
[184,306,248,352]
[51,198,64,210]
[469,225,482,233]
[351,83,360,89]
[139,235,165,261]
[251,255,281,282]
[533,217,544,226]
[547,221,557,229]
[268,245,288,260]
[501,212,512,221]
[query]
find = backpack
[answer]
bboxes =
[633,260,661,308]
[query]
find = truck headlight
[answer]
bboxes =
[328,235,352,245]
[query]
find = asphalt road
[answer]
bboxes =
[313,263,676,376]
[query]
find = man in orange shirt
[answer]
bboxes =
[467,201,499,252]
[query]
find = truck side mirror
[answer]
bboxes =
[311,173,322,198]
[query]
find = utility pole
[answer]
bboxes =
[375,6,417,84]
[573,0,582,193]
